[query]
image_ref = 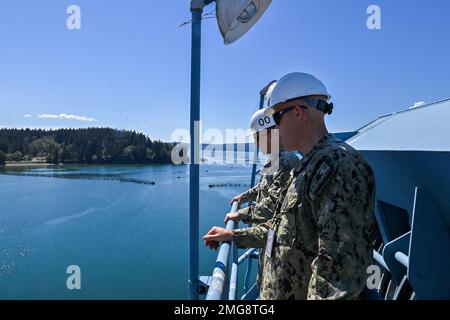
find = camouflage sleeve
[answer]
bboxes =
[237,206,254,224]
[249,163,293,224]
[232,221,271,249]
[233,155,298,248]
[239,184,260,203]
[307,156,375,300]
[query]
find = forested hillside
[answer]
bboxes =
[0,128,175,165]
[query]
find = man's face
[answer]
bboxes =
[274,104,305,151]
[255,130,272,154]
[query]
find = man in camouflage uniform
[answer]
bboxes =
[205,72,375,300]
[226,150,299,226]
[205,109,299,288]
[225,149,299,288]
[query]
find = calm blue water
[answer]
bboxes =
[0,162,258,299]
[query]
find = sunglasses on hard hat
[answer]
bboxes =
[272,105,307,125]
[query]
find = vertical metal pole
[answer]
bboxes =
[189,5,203,300]
[229,224,239,300]
[249,93,265,187]
[243,93,265,294]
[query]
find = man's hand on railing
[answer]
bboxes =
[224,212,240,224]
[230,194,243,208]
[203,226,233,251]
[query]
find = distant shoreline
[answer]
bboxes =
[1,161,184,168]
[3,161,59,167]
[0,161,64,168]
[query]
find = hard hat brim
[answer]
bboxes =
[264,100,303,116]
[265,95,331,117]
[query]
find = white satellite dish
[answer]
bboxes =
[216,0,272,45]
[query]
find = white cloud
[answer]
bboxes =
[22,114,33,118]
[0,125,71,130]
[410,101,426,109]
[38,113,98,122]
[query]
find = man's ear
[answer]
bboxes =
[295,106,304,121]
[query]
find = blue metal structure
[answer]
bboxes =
[188,1,204,300]
[348,98,450,299]
[201,98,450,300]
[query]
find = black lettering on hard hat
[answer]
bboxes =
[259,119,265,127]
[264,116,271,124]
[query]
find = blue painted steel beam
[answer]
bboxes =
[241,282,260,300]
[189,4,203,301]
[373,250,390,272]
[238,248,257,264]
[206,201,239,300]
[229,232,239,300]
[395,251,409,268]
[408,187,450,299]
[383,231,411,286]
[249,92,265,187]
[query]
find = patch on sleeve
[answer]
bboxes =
[308,160,336,199]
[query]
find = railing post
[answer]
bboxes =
[206,201,239,300]
[228,224,239,300]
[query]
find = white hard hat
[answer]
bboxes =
[250,109,276,133]
[265,81,278,107]
[266,72,331,115]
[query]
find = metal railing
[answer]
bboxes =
[205,201,238,300]
[204,201,260,300]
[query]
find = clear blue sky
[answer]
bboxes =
[1,0,449,141]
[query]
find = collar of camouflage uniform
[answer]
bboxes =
[294,133,334,174]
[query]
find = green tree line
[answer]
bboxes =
[0,128,176,165]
